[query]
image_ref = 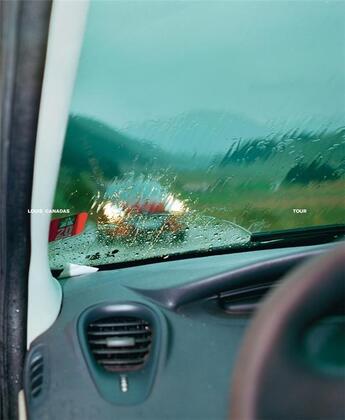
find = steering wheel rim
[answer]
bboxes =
[230,245,345,420]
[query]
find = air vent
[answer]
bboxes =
[28,352,44,399]
[87,316,153,372]
[219,281,277,315]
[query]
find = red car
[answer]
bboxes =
[97,176,188,242]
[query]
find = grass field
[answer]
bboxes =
[179,179,345,231]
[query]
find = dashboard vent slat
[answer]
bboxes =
[87,316,153,372]
[89,321,147,328]
[28,353,44,399]
[88,337,151,346]
[88,329,150,336]
[97,358,146,365]
[92,348,148,355]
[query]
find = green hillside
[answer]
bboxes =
[53,115,169,215]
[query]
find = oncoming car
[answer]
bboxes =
[96,176,188,242]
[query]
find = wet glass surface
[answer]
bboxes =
[49,0,345,269]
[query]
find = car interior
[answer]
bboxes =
[0,1,344,420]
[25,242,345,420]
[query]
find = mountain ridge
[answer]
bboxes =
[122,109,269,155]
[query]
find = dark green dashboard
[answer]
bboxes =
[24,243,343,420]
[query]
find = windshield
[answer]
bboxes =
[49,0,345,270]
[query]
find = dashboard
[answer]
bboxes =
[24,242,339,420]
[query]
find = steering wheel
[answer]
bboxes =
[230,245,345,420]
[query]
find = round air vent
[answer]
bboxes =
[78,303,166,404]
[87,316,153,372]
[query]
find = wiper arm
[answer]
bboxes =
[250,224,345,245]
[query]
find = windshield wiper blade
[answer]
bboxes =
[52,224,344,276]
[250,224,345,244]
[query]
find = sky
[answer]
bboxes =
[70,0,345,132]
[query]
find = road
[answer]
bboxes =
[49,215,250,270]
